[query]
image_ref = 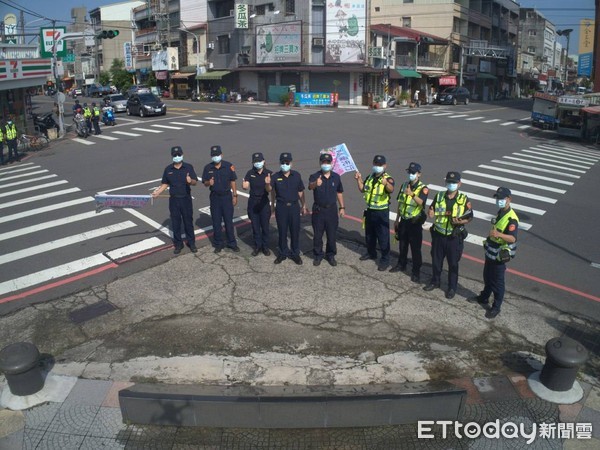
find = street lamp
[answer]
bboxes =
[557,28,573,84]
[180,22,200,95]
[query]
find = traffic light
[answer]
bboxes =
[96,30,120,40]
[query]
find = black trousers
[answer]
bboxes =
[169,196,194,247]
[6,138,18,160]
[430,230,461,290]
[210,192,236,248]
[248,196,271,250]
[92,117,101,134]
[0,141,4,163]
[396,218,423,275]
[275,201,300,257]
[312,205,338,260]
[364,209,390,264]
[482,259,506,311]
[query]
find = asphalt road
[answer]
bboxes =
[1,95,598,322]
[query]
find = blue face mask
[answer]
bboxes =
[372,165,384,175]
[172,155,183,163]
[254,161,264,170]
[409,173,417,182]
[496,198,507,208]
[212,155,222,163]
[321,164,332,172]
[446,183,458,192]
[280,163,291,172]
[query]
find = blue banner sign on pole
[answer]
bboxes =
[295,92,333,106]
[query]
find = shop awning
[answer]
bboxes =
[196,70,231,80]
[171,72,196,80]
[582,106,600,115]
[476,73,497,80]
[396,69,421,79]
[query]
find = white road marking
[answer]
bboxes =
[491,160,581,178]
[524,148,596,165]
[0,254,110,296]
[93,134,120,140]
[481,164,575,184]
[462,170,567,194]
[460,178,557,203]
[0,180,68,198]
[105,237,165,260]
[483,119,501,123]
[0,220,137,266]
[465,116,485,121]
[72,138,95,145]
[518,125,531,129]
[0,187,81,210]
[501,121,516,126]
[223,115,255,120]
[245,112,285,117]
[538,144,600,158]
[131,127,162,133]
[0,163,36,173]
[449,114,468,118]
[207,117,238,122]
[591,262,600,269]
[531,146,599,163]
[0,174,57,190]
[0,210,113,242]
[0,170,50,182]
[169,121,202,127]
[112,131,142,137]
[100,178,162,194]
[123,207,172,238]
[505,155,587,172]
[0,197,93,225]
[189,119,223,124]
[152,124,184,130]
[433,112,453,116]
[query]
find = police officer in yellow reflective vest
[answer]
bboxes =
[5,118,19,162]
[355,155,395,271]
[83,103,93,134]
[424,171,473,299]
[390,162,429,282]
[0,124,5,165]
[92,102,102,135]
[470,187,519,319]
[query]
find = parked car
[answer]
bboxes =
[436,87,470,105]
[126,93,166,117]
[103,94,128,113]
[124,85,151,98]
[87,84,112,98]
[70,88,83,98]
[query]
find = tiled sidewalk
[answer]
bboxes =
[0,373,598,449]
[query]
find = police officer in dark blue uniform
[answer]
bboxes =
[202,145,240,253]
[266,152,308,265]
[152,146,198,254]
[242,152,272,256]
[308,153,345,266]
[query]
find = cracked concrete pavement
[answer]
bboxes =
[0,228,598,388]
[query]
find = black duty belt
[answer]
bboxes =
[278,200,298,207]
[211,191,231,196]
[170,194,188,199]
[316,203,334,209]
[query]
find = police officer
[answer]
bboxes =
[72,99,81,115]
[242,152,272,256]
[92,102,102,135]
[390,162,429,282]
[266,152,308,265]
[424,171,473,299]
[0,122,5,165]
[5,117,19,163]
[308,153,345,266]
[152,146,198,254]
[355,155,395,271]
[82,102,93,134]
[202,145,239,253]
[470,187,519,319]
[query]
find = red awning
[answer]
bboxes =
[582,106,600,115]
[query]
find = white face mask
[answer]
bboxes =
[212,155,222,163]
[172,155,183,163]
[496,198,507,208]
[409,173,417,182]
[446,183,458,192]
[280,163,291,172]
[254,161,264,169]
[372,165,384,175]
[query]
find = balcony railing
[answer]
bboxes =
[395,54,445,69]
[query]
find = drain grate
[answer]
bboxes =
[68,301,117,324]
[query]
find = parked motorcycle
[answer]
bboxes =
[386,95,396,108]
[33,112,59,137]
[191,92,200,102]
[73,113,89,138]
[102,106,116,126]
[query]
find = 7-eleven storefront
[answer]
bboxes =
[0,59,53,133]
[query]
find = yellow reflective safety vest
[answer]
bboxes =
[0,127,4,141]
[5,123,17,140]
[83,107,92,118]
[433,191,468,236]
[364,172,392,210]
[484,208,519,261]
[397,180,426,219]
[93,107,100,117]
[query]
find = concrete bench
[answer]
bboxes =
[119,382,466,428]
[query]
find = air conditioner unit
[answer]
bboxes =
[312,37,325,47]
[208,41,215,50]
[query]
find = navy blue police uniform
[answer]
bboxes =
[202,145,238,251]
[270,153,305,261]
[309,154,343,264]
[161,148,198,251]
[244,152,272,255]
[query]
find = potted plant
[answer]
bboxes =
[373,95,381,109]
[217,86,228,102]
[280,93,291,106]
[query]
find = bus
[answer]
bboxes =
[531,92,558,129]
[556,95,589,138]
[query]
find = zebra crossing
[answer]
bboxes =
[0,163,169,300]
[70,108,332,146]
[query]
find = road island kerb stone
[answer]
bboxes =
[0,224,598,448]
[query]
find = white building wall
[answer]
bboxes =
[100,1,145,20]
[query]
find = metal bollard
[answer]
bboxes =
[0,342,45,396]
[539,337,589,392]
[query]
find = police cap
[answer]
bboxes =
[445,171,461,182]
[493,187,511,198]
[210,145,222,156]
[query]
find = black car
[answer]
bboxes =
[436,87,470,105]
[126,93,167,117]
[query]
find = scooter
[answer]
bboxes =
[191,92,200,102]
[73,113,89,138]
[102,106,116,126]
[386,95,396,108]
[33,112,59,137]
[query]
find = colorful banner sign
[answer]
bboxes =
[578,53,592,77]
[151,48,179,71]
[579,19,595,54]
[3,14,17,44]
[124,42,133,71]
[295,92,333,106]
[320,143,357,176]
[95,194,152,213]
[325,2,366,64]
[439,76,456,86]
[256,21,302,64]
[235,4,249,29]
[0,59,52,81]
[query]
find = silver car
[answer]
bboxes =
[104,94,128,113]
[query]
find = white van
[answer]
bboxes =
[577,86,587,95]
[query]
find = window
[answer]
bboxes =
[402,16,411,28]
[528,30,536,36]
[403,0,414,3]
[285,0,295,14]
[218,35,230,54]
[527,46,535,53]
[255,4,265,15]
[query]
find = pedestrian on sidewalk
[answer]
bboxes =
[152,146,198,254]
[414,90,420,107]
[4,117,20,162]
[242,152,273,256]
[355,155,395,271]
[308,152,345,267]
[267,152,308,265]
[202,145,240,253]
[470,187,519,319]
[390,162,428,282]
[424,171,473,299]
